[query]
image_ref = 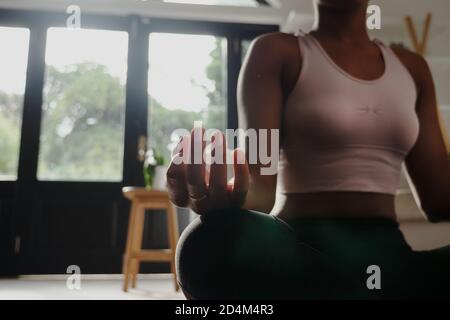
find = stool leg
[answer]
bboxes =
[167,203,180,291]
[131,205,145,289]
[123,201,138,292]
[131,259,139,289]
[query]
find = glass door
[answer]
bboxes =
[147,32,227,160]
[38,28,128,182]
[0,26,30,275]
[15,23,138,274]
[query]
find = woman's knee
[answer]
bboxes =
[175,208,298,299]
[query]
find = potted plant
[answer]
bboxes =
[143,148,167,190]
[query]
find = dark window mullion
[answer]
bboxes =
[17,25,47,183]
[12,23,47,272]
[123,16,149,187]
[227,36,242,130]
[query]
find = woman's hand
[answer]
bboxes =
[166,127,249,215]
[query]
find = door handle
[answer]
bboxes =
[137,135,147,162]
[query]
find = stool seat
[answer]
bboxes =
[122,187,180,292]
[123,187,169,201]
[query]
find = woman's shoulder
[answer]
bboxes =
[390,44,432,90]
[244,32,302,97]
[252,32,299,46]
[249,32,301,70]
[248,32,301,61]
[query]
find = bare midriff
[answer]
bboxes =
[272,192,397,221]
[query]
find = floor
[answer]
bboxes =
[0,274,185,300]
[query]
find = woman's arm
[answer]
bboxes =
[166,32,300,215]
[237,33,300,213]
[395,48,450,222]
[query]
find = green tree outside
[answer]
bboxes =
[0,38,227,180]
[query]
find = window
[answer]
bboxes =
[242,39,252,62]
[0,27,30,181]
[148,33,227,162]
[37,28,128,181]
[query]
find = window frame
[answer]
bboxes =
[0,26,30,181]
[0,8,278,184]
[143,17,277,138]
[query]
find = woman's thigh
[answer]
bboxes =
[175,209,346,299]
[176,210,342,299]
[176,209,297,299]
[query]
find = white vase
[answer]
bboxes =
[153,165,167,190]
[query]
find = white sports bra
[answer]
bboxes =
[277,32,420,195]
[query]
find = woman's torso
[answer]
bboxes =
[272,31,420,221]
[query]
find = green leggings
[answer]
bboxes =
[176,208,450,299]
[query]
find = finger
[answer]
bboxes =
[172,135,188,157]
[230,148,249,206]
[187,127,207,194]
[167,136,190,207]
[208,132,228,206]
[187,127,209,214]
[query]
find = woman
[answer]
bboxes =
[167,0,450,299]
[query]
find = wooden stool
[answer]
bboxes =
[122,187,180,292]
